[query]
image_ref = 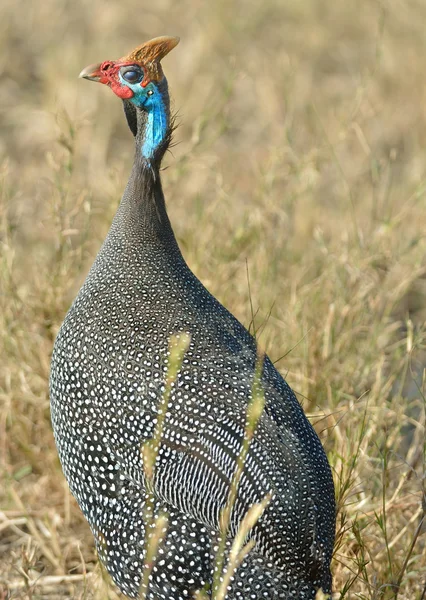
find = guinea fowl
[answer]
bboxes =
[50,36,335,599]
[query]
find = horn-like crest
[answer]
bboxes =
[121,36,180,82]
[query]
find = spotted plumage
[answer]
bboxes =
[50,36,335,599]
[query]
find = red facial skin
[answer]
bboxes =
[98,61,134,99]
[93,61,150,99]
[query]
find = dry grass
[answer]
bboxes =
[1,0,426,598]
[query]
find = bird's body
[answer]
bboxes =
[50,37,335,599]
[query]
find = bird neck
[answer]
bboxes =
[102,137,181,270]
[112,153,177,246]
[100,82,181,269]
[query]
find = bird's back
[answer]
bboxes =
[50,205,334,599]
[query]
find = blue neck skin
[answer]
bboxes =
[119,73,170,163]
[142,95,167,159]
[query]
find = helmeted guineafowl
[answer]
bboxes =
[50,36,335,599]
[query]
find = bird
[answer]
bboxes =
[50,36,335,600]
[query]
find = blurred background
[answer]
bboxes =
[1,0,426,598]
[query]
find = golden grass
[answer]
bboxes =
[1,0,425,597]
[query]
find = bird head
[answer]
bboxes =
[79,36,179,159]
[79,36,179,109]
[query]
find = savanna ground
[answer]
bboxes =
[1,0,426,598]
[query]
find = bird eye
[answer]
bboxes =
[121,68,143,84]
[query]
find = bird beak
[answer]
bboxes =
[79,62,103,82]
